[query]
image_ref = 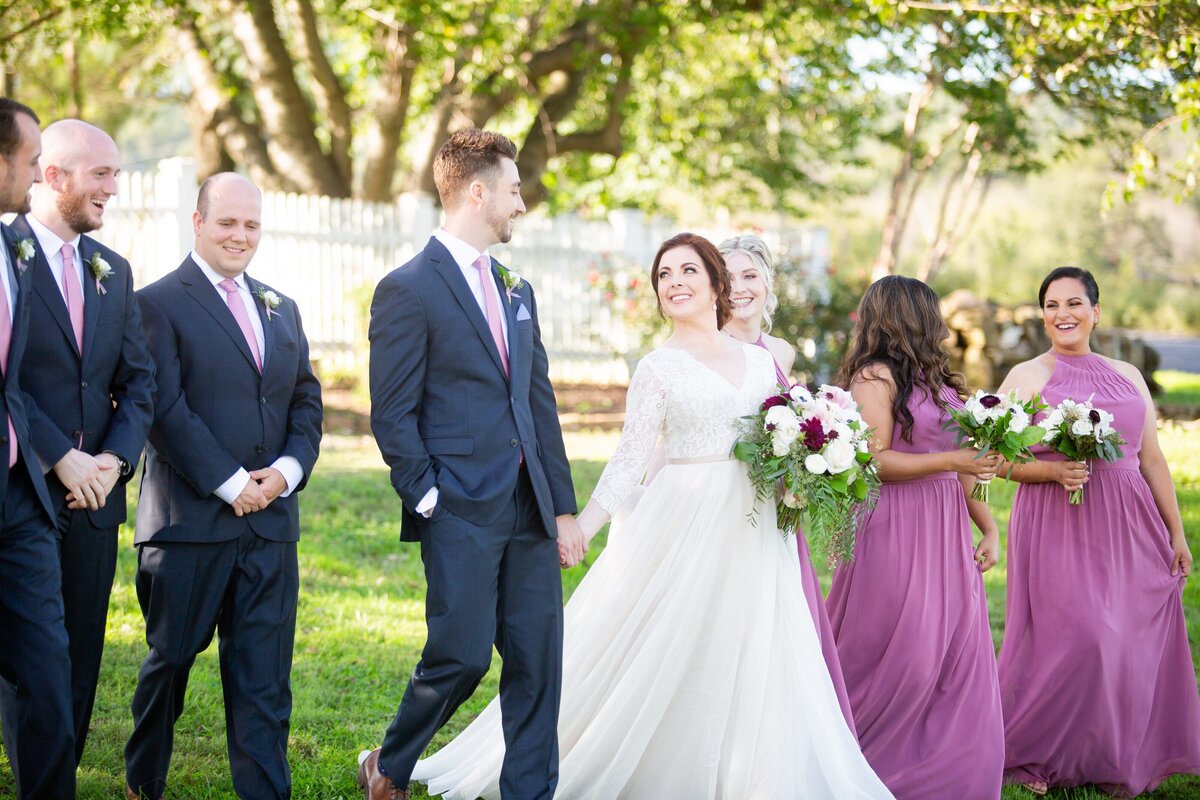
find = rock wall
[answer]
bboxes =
[941,290,1160,392]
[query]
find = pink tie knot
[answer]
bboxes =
[61,242,74,262]
[473,254,490,273]
[219,278,238,296]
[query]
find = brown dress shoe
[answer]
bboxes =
[126,787,138,800]
[357,748,410,800]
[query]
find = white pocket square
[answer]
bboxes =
[516,303,531,321]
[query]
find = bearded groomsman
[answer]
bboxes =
[124,172,322,800]
[0,98,77,798]
[2,119,155,766]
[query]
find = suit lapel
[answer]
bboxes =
[12,216,78,357]
[429,243,509,381]
[244,274,273,374]
[179,258,261,375]
[77,237,102,363]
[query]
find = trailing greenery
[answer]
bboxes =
[0,430,1197,798]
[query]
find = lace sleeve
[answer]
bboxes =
[590,356,669,516]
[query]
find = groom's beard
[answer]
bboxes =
[485,206,515,244]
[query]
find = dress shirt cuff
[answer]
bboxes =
[214,468,252,504]
[416,486,438,518]
[271,456,304,498]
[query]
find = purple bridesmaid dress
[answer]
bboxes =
[753,335,856,735]
[999,353,1200,795]
[827,383,1004,800]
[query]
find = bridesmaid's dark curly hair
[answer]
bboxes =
[650,232,733,330]
[835,276,967,443]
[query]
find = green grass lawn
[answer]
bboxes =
[1,426,1198,799]
[1157,370,1200,408]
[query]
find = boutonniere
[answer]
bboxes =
[88,252,113,295]
[496,264,524,304]
[14,237,35,269]
[254,287,282,321]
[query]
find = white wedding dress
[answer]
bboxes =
[412,344,893,799]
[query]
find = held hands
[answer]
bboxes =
[948,449,1001,481]
[556,514,588,570]
[56,449,115,511]
[1051,460,1090,493]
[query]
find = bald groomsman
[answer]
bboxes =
[3,119,155,766]
[0,98,77,799]
[124,173,322,800]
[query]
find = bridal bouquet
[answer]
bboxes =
[733,384,880,565]
[1040,397,1125,504]
[944,390,1047,502]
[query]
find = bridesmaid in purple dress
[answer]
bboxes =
[826,276,1005,799]
[996,266,1200,796]
[718,234,856,734]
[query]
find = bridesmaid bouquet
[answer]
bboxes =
[1040,398,1125,504]
[733,383,880,565]
[944,390,1047,502]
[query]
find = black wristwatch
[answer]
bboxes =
[104,450,132,477]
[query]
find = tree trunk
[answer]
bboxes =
[223,0,349,196]
[286,0,353,189]
[871,74,938,281]
[175,11,285,190]
[360,20,417,202]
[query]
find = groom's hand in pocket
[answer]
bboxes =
[556,514,588,569]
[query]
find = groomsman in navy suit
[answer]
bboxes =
[360,129,585,800]
[123,173,322,800]
[0,98,77,799]
[2,119,155,766]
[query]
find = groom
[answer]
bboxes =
[362,129,584,800]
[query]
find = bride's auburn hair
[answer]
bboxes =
[835,276,967,443]
[649,232,733,329]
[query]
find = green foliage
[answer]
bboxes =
[1157,371,1200,407]
[771,260,869,385]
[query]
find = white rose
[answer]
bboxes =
[1071,418,1094,437]
[857,437,869,453]
[805,453,829,474]
[765,405,799,428]
[824,439,856,473]
[1043,409,1064,430]
[781,491,806,509]
[788,385,813,404]
[771,427,798,456]
[1008,408,1029,434]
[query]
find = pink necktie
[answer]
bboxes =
[218,278,262,373]
[473,254,508,375]
[61,243,84,352]
[0,267,17,467]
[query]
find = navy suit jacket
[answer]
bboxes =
[0,224,58,522]
[369,237,575,542]
[11,214,155,527]
[134,256,322,544]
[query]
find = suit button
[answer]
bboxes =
[510,439,519,447]
[72,430,82,440]
[260,397,266,405]
[81,380,88,388]
[254,445,265,454]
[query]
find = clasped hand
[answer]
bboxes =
[949,449,1001,482]
[1052,460,1089,493]
[231,468,287,517]
[58,449,119,511]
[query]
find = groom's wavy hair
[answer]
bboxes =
[835,276,967,444]
[433,129,518,211]
[650,233,733,330]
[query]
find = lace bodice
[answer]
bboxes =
[591,344,778,515]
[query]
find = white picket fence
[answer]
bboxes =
[91,158,829,384]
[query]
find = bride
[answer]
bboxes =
[407,233,892,799]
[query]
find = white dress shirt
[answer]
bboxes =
[26,215,84,308]
[190,251,303,504]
